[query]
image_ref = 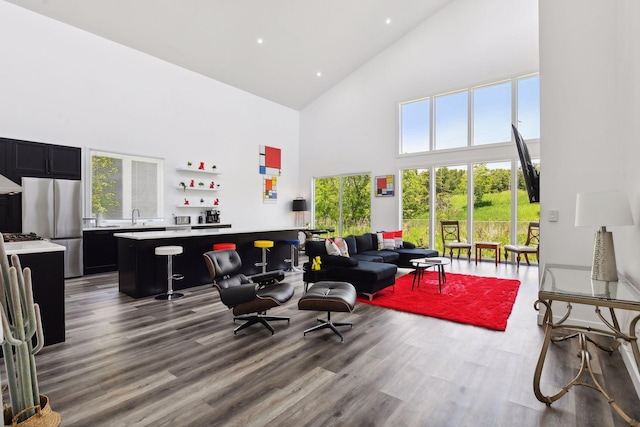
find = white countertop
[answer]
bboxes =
[114,227,299,240]
[3,240,66,255]
[84,223,232,231]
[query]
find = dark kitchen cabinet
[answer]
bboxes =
[6,138,81,181]
[83,230,119,275]
[6,250,65,346]
[83,227,164,275]
[0,141,19,232]
[0,138,81,233]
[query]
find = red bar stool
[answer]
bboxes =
[213,243,236,251]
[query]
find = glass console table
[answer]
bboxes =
[536,264,640,425]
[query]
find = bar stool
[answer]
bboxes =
[155,245,184,300]
[282,239,302,272]
[213,243,236,251]
[254,240,274,273]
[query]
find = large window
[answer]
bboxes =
[401,168,430,247]
[435,165,468,254]
[90,150,163,221]
[517,75,541,140]
[314,174,371,236]
[472,162,511,244]
[399,74,540,154]
[473,82,512,145]
[400,99,430,154]
[435,91,468,150]
[401,160,540,258]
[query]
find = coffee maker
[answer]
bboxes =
[205,209,220,224]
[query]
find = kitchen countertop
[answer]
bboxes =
[114,227,299,240]
[84,223,232,232]
[4,240,66,255]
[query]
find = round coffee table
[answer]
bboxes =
[409,257,451,293]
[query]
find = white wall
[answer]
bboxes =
[0,1,300,230]
[540,0,640,280]
[539,0,640,394]
[300,0,539,233]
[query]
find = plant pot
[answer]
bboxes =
[4,395,61,427]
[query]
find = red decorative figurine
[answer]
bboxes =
[198,162,205,170]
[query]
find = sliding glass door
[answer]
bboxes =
[314,174,371,236]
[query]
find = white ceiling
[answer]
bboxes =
[6,0,452,110]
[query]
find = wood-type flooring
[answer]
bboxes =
[11,257,640,426]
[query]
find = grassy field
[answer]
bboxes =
[403,189,540,253]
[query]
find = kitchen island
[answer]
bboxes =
[4,240,66,346]
[115,228,299,298]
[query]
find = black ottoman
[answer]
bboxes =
[298,281,356,342]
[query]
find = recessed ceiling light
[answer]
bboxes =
[385,18,391,24]
[257,38,263,44]
[316,72,322,77]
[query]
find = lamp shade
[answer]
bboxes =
[575,190,634,227]
[292,199,307,212]
[0,174,21,195]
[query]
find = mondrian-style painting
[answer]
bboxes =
[259,145,281,175]
[263,175,277,203]
[376,175,395,197]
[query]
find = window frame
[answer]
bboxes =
[87,149,164,222]
[398,73,539,155]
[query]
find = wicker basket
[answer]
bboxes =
[3,395,61,427]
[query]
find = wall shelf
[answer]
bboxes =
[176,204,222,209]
[177,167,221,175]
[177,186,220,192]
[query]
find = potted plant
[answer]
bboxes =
[179,182,186,191]
[186,161,193,169]
[211,165,217,171]
[198,182,205,187]
[0,237,61,426]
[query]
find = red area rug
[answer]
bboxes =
[356,271,521,331]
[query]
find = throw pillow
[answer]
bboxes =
[325,238,341,256]
[382,232,396,249]
[334,237,349,257]
[393,230,403,249]
[376,232,385,250]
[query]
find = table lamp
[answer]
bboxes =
[575,190,634,282]
[292,198,307,227]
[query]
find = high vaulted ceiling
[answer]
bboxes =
[6,0,452,110]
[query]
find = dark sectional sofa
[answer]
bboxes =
[303,233,438,299]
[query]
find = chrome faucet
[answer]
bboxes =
[131,208,140,226]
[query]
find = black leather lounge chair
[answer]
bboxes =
[203,249,294,335]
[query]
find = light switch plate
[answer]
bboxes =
[548,209,558,222]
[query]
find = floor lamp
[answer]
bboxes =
[575,190,634,282]
[293,198,307,227]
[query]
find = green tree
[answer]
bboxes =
[92,156,120,216]
[401,169,429,219]
[473,163,490,205]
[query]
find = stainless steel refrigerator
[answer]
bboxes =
[22,177,83,278]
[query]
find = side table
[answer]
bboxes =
[410,257,451,293]
[535,264,640,425]
[475,242,500,266]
